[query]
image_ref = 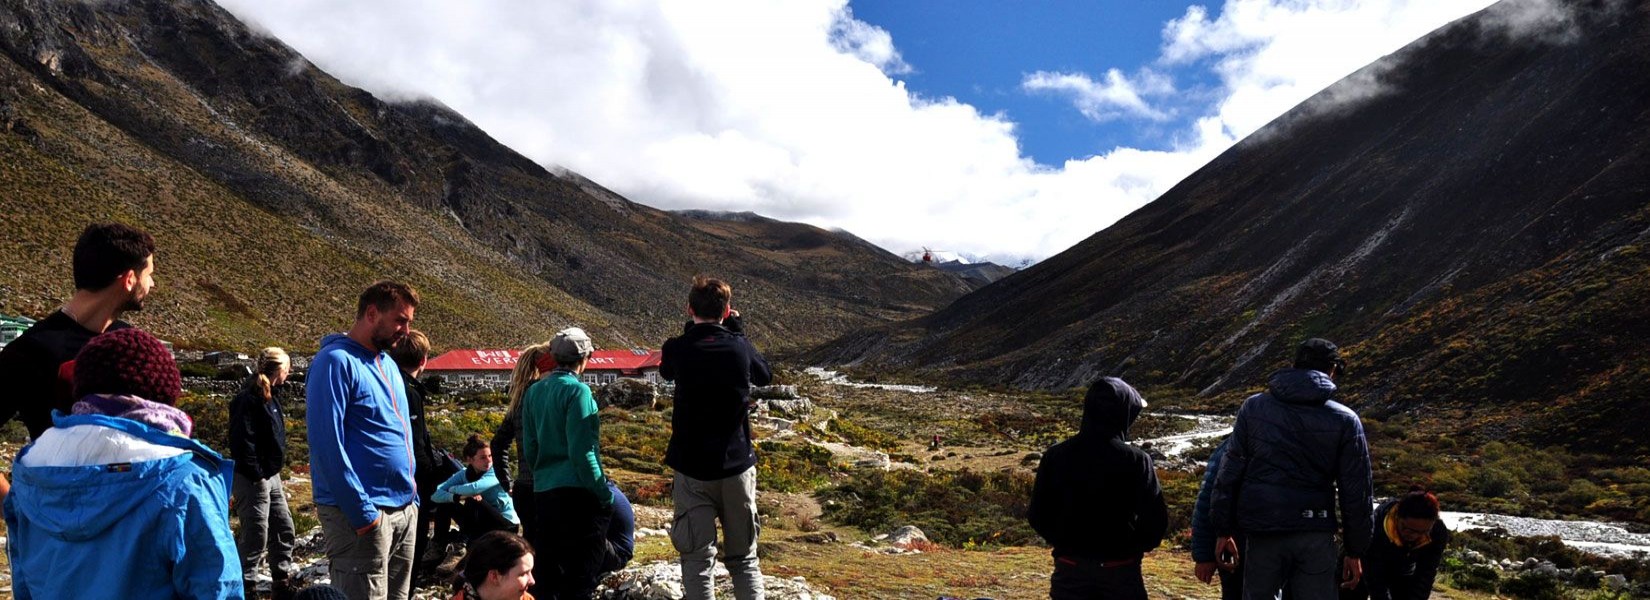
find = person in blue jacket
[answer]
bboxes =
[307,281,422,600]
[4,327,242,600]
[433,434,520,539]
[1193,438,1244,600]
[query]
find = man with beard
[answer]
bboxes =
[0,222,157,439]
[308,281,422,600]
[0,223,156,508]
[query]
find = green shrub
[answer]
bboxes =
[756,440,836,493]
[821,468,1037,549]
[1500,571,1565,600]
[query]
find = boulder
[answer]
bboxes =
[1604,574,1629,591]
[597,379,658,410]
[885,526,930,551]
[751,385,800,400]
[765,397,815,419]
[599,560,834,600]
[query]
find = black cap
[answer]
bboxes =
[1294,338,1342,373]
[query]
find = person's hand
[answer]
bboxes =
[728,309,740,318]
[355,515,382,536]
[1195,561,1218,584]
[1342,556,1363,589]
[1215,536,1241,571]
[471,495,483,502]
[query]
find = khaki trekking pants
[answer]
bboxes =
[318,503,418,600]
[671,467,764,600]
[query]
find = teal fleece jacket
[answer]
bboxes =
[521,370,612,504]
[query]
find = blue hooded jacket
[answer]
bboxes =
[433,466,519,524]
[1209,368,1374,556]
[3,413,242,599]
[306,333,417,529]
[1190,438,1230,563]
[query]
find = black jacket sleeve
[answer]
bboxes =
[491,415,518,492]
[1027,451,1060,547]
[1133,455,1170,554]
[1339,417,1375,557]
[0,338,51,435]
[227,388,262,478]
[1400,527,1449,600]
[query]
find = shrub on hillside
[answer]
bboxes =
[756,440,836,493]
[821,468,1037,549]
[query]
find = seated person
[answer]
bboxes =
[452,530,535,600]
[602,479,636,574]
[434,434,520,539]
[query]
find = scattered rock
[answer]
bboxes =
[598,560,834,600]
[752,385,801,400]
[597,379,659,410]
[884,526,930,552]
[765,397,815,419]
[1605,574,1629,591]
[795,532,839,544]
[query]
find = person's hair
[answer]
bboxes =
[356,280,420,319]
[388,329,430,372]
[1395,487,1441,520]
[245,347,291,402]
[457,530,533,594]
[688,275,732,320]
[462,433,489,460]
[505,343,552,423]
[73,223,155,291]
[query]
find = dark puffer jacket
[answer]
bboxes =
[1028,377,1168,560]
[1210,368,1374,556]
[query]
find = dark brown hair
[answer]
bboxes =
[458,530,533,593]
[388,330,430,372]
[1395,487,1441,520]
[462,433,489,460]
[356,280,420,319]
[73,223,155,291]
[688,275,732,320]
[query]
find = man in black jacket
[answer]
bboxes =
[1211,338,1374,600]
[1029,376,1168,600]
[661,276,772,600]
[0,223,155,506]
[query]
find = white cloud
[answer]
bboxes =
[210,0,1503,264]
[1022,69,1175,122]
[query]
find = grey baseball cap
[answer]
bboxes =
[551,327,594,362]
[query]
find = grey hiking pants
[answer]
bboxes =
[1244,532,1339,600]
[671,467,763,600]
[233,473,296,581]
[319,503,418,600]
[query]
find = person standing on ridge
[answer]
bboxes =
[1029,377,1169,600]
[1210,338,1374,600]
[0,223,156,505]
[230,347,299,600]
[308,281,422,600]
[661,276,773,600]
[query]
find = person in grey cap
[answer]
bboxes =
[1210,338,1373,600]
[520,327,614,599]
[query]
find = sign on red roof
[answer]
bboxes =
[424,349,662,375]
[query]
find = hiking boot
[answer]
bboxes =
[271,578,297,600]
[435,542,467,578]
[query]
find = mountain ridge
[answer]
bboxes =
[0,0,971,353]
[807,0,1650,455]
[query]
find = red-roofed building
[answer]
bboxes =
[424,348,663,386]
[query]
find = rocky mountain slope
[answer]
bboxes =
[0,0,970,353]
[810,0,1650,455]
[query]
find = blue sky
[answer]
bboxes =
[216,0,1516,263]
[853,1,1207,165]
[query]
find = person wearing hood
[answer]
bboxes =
[4,327,242,599]
[1210,338,1374,600]
[1356,489,1450,600]
[1029,376,1168,600]
[307,281,421,600]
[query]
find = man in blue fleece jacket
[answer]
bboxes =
[307,281,421,600]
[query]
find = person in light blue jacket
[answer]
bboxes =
[4,328,242,600]
[433,434,520,539]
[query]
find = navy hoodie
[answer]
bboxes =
[660,316,772,481]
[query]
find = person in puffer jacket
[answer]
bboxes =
[4,328,242,600]
[1029,376,1168,600]
[1210,338,1373,600]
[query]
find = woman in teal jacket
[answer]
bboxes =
[4,328,242,599]
[433,434,520,539]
